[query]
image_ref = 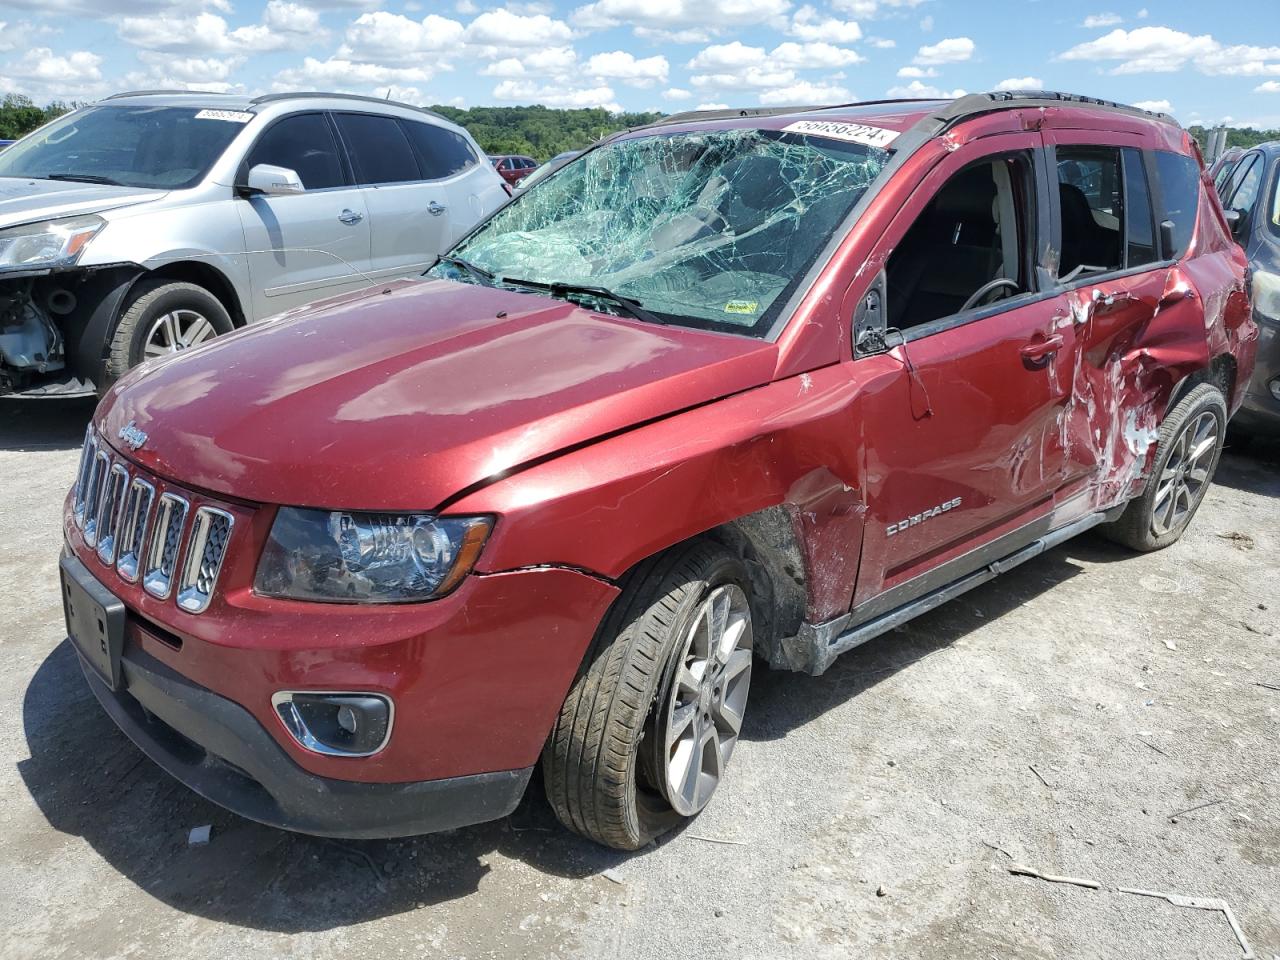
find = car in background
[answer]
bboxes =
[0,91,507,397]
[513,150,580,193]
[490,154,538,185]
[1214,141,1280,435]
[0,140,14,151]
[61,91,1253,851]
[1209,146,1244,193]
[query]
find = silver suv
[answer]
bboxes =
[0,91,509,397]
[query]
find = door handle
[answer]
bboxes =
[338,209,363,225]
[427,201,447,217]
[1091,288,1136,314]
[1020,334,1064,364]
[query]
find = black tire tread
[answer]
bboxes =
[542,540,732,850]
[103,280,232,390]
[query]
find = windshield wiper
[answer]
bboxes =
[502,277,667,326]
[435,254,495,286]
[44,173,124,186]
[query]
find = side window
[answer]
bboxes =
[885,152,1032,331]
[1225,154,1263,218]
[245,113,346,191]
[334,113,420,185]
[1123,148,1156,268]
[401,122,478,179]
[1154,150,1201,259]
[1214,156,1242,197]
[1056,146,1123,278]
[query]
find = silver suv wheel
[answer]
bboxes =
[143,309,217,358]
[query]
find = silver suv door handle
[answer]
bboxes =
[427,201,447,217]
[338,209,363,225]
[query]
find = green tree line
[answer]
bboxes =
[1189,124,1280,151]
[0,95,74,140]
[429,104,665,160]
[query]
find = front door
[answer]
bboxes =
[235,112,373,320]
[849,133,1079,613]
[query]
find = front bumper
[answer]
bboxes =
[76,641,532,839]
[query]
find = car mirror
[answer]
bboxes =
[1223,209,1246,239]
[244,164,305,197]
[1158,219,1177,260]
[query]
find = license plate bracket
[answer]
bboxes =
[60,554,126,691]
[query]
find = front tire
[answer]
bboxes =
[1101,383,1227,551]
[542,541,754,850]
[102,280,233,392]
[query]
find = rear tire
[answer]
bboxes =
[1100,383,1227,551]
[542,541,754,850]
[102,280,233,393]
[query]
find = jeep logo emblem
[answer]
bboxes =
[118,421,148,451]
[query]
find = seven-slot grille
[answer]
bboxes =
[72,428,234,615]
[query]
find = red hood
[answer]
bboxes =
[99,279,778,510]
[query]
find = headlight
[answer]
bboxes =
[254,508,493,603]
[0,215,104,272]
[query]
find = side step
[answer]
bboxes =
[785,511,1113,676]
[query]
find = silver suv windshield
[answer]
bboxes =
[0,105,249,190]
[435,127,890,337]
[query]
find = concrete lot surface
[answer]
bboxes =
[1,396,1277,960]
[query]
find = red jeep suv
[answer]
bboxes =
[60,92,1257,850]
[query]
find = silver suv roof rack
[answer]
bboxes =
[104,90,233,100]
[249,92,446,121]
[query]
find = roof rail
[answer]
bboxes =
[104,90,233,100]
[249,91,446,121]
[937,90,1178,126]
[640,98,939,131]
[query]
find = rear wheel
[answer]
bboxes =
[1101,383,1227,551]
[542,541,754,850]
[102,280,233,392]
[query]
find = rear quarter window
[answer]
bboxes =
[1154,150,1201,259]
[402,122,479,179]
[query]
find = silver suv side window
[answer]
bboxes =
[401,122,478,179]
[334,113,420,186]
[246,113,347,191]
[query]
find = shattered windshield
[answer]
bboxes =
[434,127,890,337]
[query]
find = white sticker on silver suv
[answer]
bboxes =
[194,109,254,123]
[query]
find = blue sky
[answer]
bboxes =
[2,0,1280,128]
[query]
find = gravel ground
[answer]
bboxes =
[1,396,1277,960]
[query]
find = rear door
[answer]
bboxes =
[850,131,1079,614]
[400,119,501,244]
[333,112,450,282]
[235,111,373,319]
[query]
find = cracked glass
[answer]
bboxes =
[432,127,890,338]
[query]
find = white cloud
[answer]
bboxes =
[758,80,851,104]
[695,102,730,110]
[492,79,620,111]
[770,42,864,70]
[572,0,789,38]
[688,41,764,73]
[464,10,573,49]
[455,0,477,11]
[118,5,322,55]
[995,75,1042,90]
[274,56,435,92]
[914,37,974,65]
[831,0,925,16]
[664,87,692,100]
[788,6,862,44]
[584,51,669,85]
[866,37,896,48]
[0,20,56,54]
[0,47,106,100]
[896,65,936,78]
[886,79,966,98]
[1058,26,1280,76]
[339,12,464,64]
[1082,13,1122,28]
[918,15,933,31]
[1132,99,1172,112]
[1257,80,1280,93]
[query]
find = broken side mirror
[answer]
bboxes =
[854,269,896,357]
[1223,209,1247,239]
[1158,219,1177,261]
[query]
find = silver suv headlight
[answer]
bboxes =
[254,508,493,603]
[0,214,104,273]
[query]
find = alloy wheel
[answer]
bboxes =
[1151,410,1219,536]
[657,583,753,817]
[143,309,217,358]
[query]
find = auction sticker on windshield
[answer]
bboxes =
[780,120,898,149]
[194,109,254,123]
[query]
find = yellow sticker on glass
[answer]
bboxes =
[724,300,759,315]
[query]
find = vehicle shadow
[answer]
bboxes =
[1213,438,1280,497]
[0,397,96,452]
[18,642,630,934]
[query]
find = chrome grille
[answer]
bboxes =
[82,449,111,547]
[115,477,155,582]
[143,493,189,601]
[176,507,234,613]
[73,426,97,526]
[95,463,129,565]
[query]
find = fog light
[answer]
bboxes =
[272,691,393,757]
[1269,378,1280,402]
